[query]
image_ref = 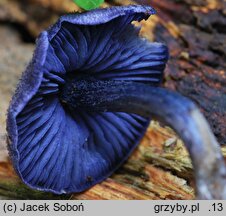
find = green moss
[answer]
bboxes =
[0,178,70,200]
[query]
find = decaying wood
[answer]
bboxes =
[136,0,226,145]
[0,121,196,200]
[0,0,226,199]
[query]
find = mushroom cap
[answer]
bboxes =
[7,5,168,194]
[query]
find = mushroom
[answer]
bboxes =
[7,5,226,199]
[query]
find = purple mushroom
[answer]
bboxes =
[7,5,226,199]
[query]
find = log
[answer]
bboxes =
[0,122,195,200]
[135,0,226,144]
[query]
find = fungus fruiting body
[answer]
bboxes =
[7,5,226,199]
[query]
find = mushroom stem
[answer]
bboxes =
[61,79,226,199]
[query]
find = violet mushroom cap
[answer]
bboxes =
[7,5,168,194]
